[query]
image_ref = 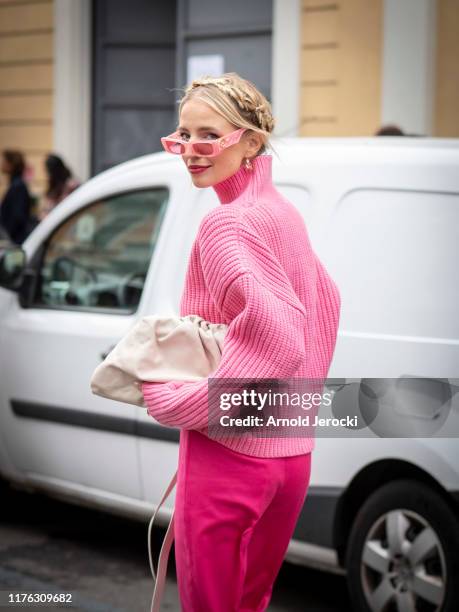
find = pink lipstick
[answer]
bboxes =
[189,165,211,174]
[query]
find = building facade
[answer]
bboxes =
[0,0,457,199]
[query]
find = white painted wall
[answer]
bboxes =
[381,0,437,136]
[53,0,92,182]
[272,0,301,137]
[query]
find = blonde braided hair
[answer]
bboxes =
[177,72,276,156]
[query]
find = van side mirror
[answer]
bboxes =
[0,244,26,291]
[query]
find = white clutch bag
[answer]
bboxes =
[90,313,228,407]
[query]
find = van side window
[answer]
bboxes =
[33,188,168,312]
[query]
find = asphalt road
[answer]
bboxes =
[0,481,352,612]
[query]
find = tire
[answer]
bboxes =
[345,479,459,612]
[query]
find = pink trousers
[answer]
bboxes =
[174,430,312,612]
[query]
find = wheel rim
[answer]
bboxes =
[360,508,447,612]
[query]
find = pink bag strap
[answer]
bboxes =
[148,469,178,612]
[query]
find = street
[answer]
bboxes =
[0,482,352,612]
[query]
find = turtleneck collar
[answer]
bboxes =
[212,154,276,205]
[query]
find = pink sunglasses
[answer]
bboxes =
[161,127,247,157]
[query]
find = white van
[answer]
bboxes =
[0,138,458,612]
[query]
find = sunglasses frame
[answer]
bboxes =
[161,127,248,157]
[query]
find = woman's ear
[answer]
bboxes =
[244,131,264,158]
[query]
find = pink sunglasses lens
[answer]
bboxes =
[167,141,185,154]
[192,142,214,155]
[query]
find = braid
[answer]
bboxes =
[253,103,275,133]
[184,74,275,134]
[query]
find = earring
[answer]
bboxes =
[244,157,253,170]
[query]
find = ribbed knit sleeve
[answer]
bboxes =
[141,207,307,431]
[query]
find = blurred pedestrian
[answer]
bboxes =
[38,154,80,220]
[375,124,405,135]
[0,149,36,245]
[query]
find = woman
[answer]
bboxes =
[0,150,33,245]
[38,154,79,220]
[141,72,341,611]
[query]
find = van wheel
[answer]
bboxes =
[345,480,459,612]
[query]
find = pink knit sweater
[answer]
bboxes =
[142,154,341,457]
